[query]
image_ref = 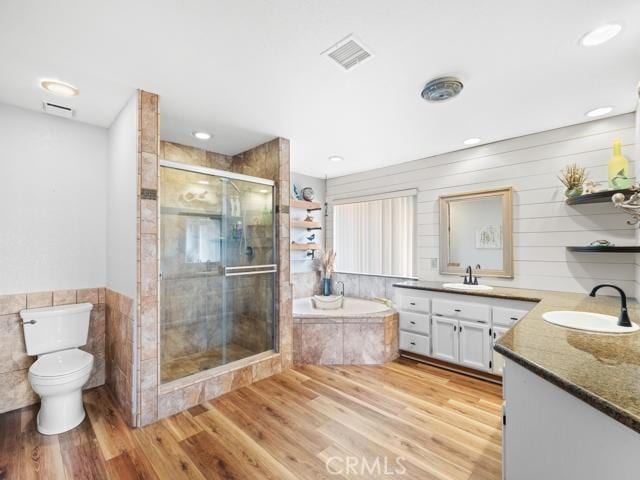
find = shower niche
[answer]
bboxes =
[159,161,277,384]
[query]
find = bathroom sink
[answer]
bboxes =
[543,311,639,333]
[442,283,493,291]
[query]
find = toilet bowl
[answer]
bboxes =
[20,302,94,435]
[28,349,94,435]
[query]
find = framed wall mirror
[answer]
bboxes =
[439,187,513,278]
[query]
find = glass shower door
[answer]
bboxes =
[220,177,276,365]
[160,163,276,384]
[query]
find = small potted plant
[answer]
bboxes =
[320,249,336,296]
[558,163,587,198]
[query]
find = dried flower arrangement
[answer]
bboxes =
[321,249,336,278]
[558,163,587,197]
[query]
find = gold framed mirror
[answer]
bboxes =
[439,187,513,278]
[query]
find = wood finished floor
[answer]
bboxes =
[0,359,502,479]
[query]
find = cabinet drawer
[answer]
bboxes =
[432,298,490,322]
[399,311,430,335]
[400,331,430,356]
[493,306,529,327]
[398,295,430,313]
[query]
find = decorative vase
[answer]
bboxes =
[565,186,583,198]
[321,277,332,296]
[302,187,315,201]
[608,139,632,189]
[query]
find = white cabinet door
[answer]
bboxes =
[492,325,509,375]
[432,316,459,363]
[459,319,491,371]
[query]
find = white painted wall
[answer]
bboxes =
[327,114,637,296]
[106,94,138,300]
[290,171,325,273]
[0,103,107,294]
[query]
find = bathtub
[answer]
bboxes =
[293,296,399,365]
[293,296,392,317]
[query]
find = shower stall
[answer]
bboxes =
[159,160,277,384]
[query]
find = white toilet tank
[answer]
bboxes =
[20,303,93,355]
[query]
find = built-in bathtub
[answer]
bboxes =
[293,297,399,365]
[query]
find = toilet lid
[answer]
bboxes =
[30,349,93,378]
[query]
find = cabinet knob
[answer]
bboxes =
[410,342,416,346]
[410,321,416,324]
[510,317,518,321]
[454,309,461,312]
[410,302,416,306]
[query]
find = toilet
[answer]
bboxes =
[20,302,94,435]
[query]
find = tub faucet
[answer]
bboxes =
[589,284,632,327]
[336,281,345,297]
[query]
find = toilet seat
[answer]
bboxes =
[29,349,93,384]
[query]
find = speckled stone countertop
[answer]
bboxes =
[394,280,640,433]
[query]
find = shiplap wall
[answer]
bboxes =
[326,113,638,296]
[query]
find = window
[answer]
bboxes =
[333,192,416,277]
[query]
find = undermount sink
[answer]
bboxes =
[543,311,639,334]
[442,283,493,291]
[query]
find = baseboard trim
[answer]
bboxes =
[400,351,502,385]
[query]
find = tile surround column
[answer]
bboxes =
[137,90,160,426]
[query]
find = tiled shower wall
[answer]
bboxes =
[134,125,292,423]
[105,289,136,425]
[0,288,106,414]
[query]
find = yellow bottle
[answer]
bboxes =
[608,139,631,189]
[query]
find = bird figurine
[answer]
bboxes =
[306,233,316,242]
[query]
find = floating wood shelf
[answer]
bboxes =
[290,220,322,230]
[290,199,322,211]
[565,188,635,205]
[566,246,640,253]
[291,242,320,251]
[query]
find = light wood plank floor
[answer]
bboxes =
[0,359,502,479]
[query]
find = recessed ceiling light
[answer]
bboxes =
[192,131,211,140]
[39,79,79,97]
[329,155,343,163]
[585,106,613,118]
[580,23,622,46]
[463,137,481,146]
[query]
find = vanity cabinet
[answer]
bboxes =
[395,286,536,376]
[459,320,491,370]
[432,316,458,363]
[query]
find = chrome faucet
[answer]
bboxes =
[336,281,345,297]
[589,284,632,327]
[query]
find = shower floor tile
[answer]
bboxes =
[161,342,257,383]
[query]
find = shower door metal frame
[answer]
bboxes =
[159,159,279,384]
[160,159,275,186]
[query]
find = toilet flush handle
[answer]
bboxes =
[21,320,37,325]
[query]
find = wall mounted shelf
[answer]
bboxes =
[565,188,635,205]
[291,220,322,230]
[291,199,322,211]
[291,242,320,251]
[566,246,640,253]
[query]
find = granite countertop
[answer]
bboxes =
[394,280,640,433]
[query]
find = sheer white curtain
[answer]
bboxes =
[333,195,415,277]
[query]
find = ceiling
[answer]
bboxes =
[1,0,639,178]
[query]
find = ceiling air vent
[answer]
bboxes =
[42,101,74,118]
[322,34,372,71]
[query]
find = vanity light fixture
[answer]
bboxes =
[329,155,343,163]
[39,79,79,97]
[259,189,269,193]
[197,180,209,185]
[463,137,481,146]
[585,106,613,118]
[580,23,622,46]
[192,131,211,140]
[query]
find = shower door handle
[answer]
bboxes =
[224,264,278,276]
